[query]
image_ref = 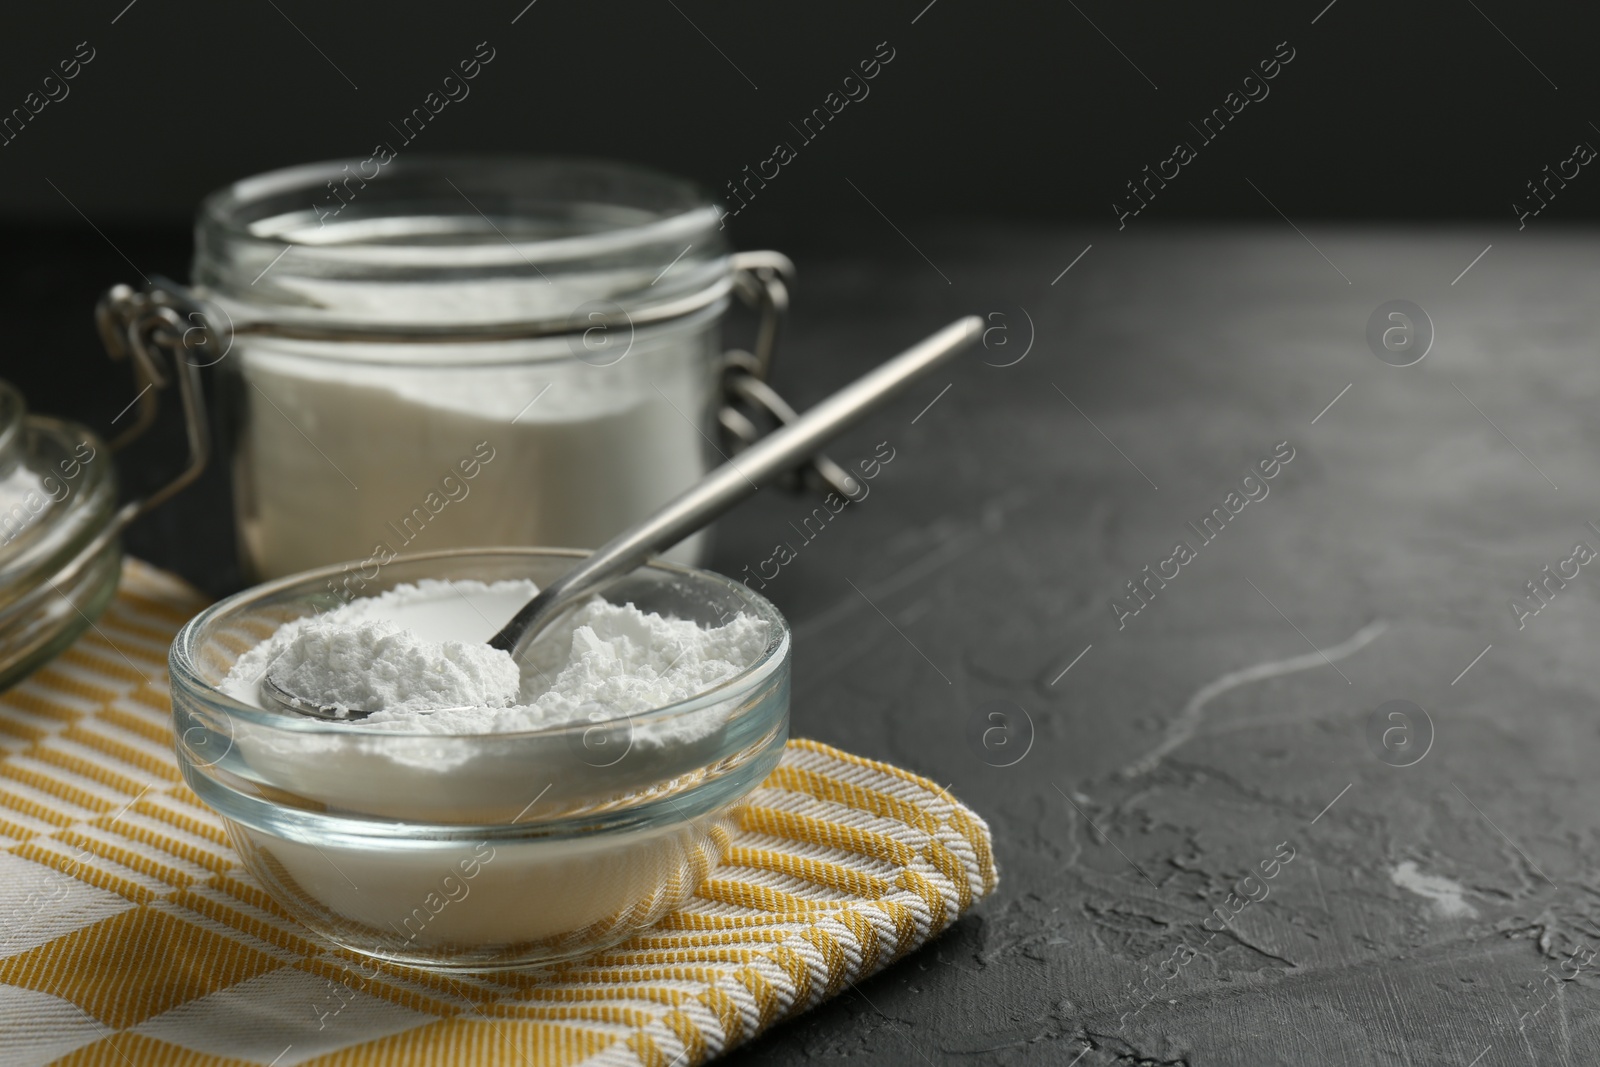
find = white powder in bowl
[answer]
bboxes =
[234,335,715,580]
[220,579,770,737]
[205,577,786,961]
[263,620,522,717]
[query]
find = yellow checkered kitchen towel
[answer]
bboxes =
[0,560,997,1066]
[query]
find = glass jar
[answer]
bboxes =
[170,156,803,581]
[0,325,208,690]
[0,381,120,687]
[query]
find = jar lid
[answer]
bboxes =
[0,380,122,689]
[192,156,734,338]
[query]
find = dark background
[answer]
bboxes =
[5,0,1597,592]
[2,1,1595,230]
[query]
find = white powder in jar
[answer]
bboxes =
[221,579,770,738]
[232,323,718,580]
[0,463,47,547]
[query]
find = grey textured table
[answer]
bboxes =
[708,226,1600,1066]
[32,226,1600,1065]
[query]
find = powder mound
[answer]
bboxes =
[504,599,774,727]
[220,579,774,740]
[268,620,521,715]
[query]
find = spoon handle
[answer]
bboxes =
[491,315,984,657]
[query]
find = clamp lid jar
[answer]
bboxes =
[98,156,836,584]
[0,381,118,688]
[0,346,206,691]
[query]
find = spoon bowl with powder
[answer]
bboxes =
[262,315,982,720]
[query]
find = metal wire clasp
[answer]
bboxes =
[720,252,857,499]
[91,255,843,531]
[93,278,214,529]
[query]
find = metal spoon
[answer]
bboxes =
[263,315,983,719]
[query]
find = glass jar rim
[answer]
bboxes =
[204,154,719,243]
[169,546,791,741]
[195,156,730,310]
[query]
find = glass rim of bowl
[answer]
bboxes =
[169,546,791,740]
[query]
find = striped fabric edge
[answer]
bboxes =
[0,560,999,1067]
[543,739,998,1067]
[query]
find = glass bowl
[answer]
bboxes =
[169,548,790,970]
